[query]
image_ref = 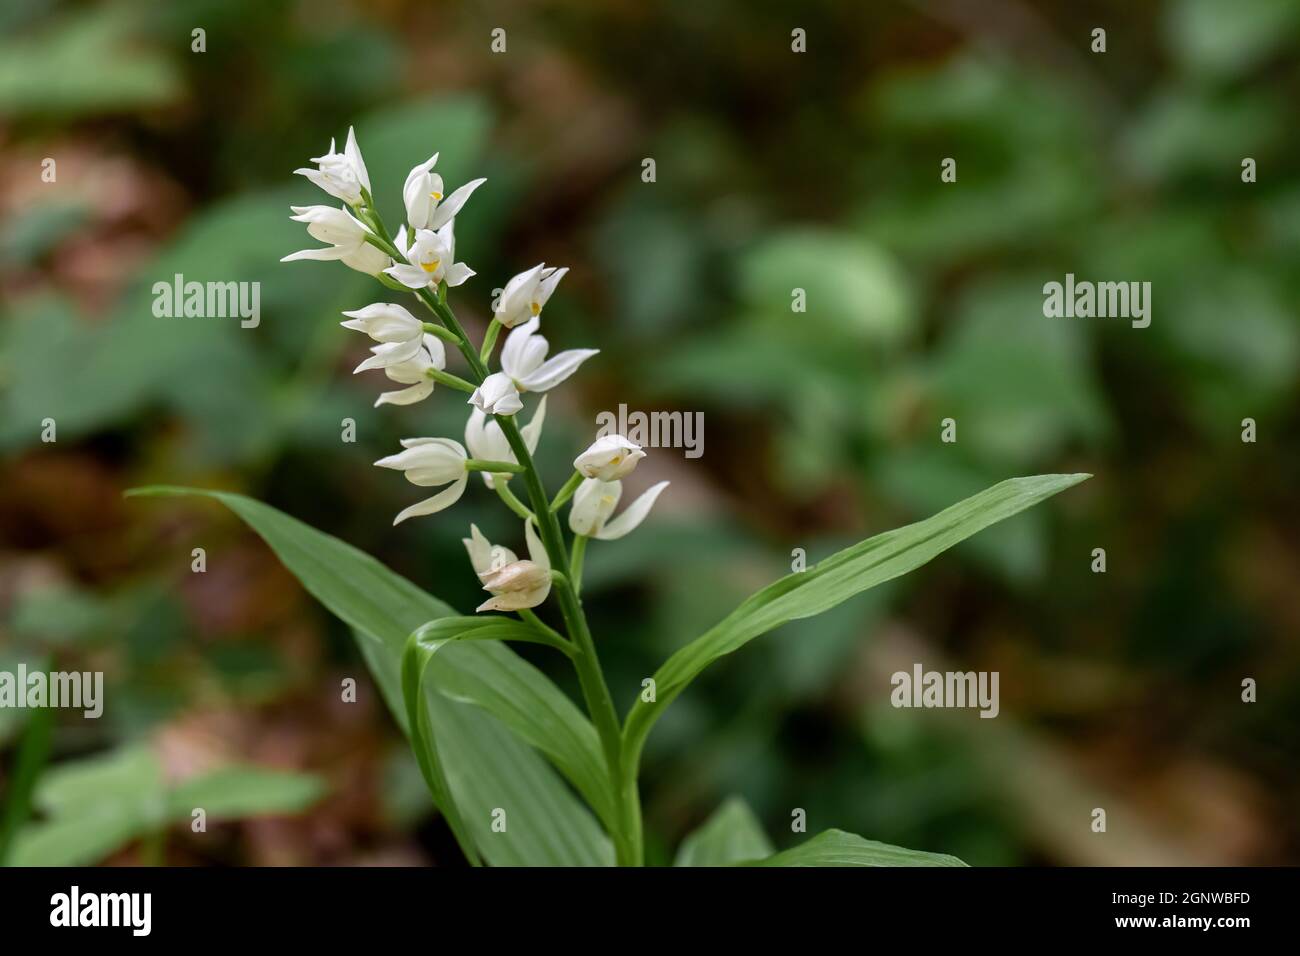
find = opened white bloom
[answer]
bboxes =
[385,222,474,290]
[294,127,371,206]
[403,153,487,231]
[569,477,669,540]
[468,371,523,416]
[353,333,446,407]
[574,434,645,481]
[281,205,390,276]
[374,437,468,524]
[494,264,568,329]
[499,318,598,393]
[465,397,547,488]
[469,519,552,613]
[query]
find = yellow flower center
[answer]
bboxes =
[430,191,443,200]
[420,257,441,274]
[530,302,541,316]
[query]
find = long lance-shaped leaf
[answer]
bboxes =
[127,487,613,866]
[399,616,580,866]
[748,829,967,867]
[403,618,617,839]
[402,631,480,865]
[674,796,774,866]
[622,473,1089,772]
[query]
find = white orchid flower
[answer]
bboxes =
[374,437,469,524]
[385,221,474,290]
[462,523,518,582]
[468,371,523,416]
[294,127,371,206]
[403,153,487,231]
[281,205,390,276]
[353,333,446,407]
[340,302,424,343]
[472,519,552,613]
[494,264,568,328]
[574,434,645,481]
[499,318,598,393]
[569,477,669,540]
[465,397,547,488]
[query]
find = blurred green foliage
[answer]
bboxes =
[1,0,1297,865]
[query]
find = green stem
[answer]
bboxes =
[422,322,463,345]
[426,367,477,393]
[550,470,584,512]
[495,480,535,521]
[479,318,503,362]
[465,458,525,474]
[570,534,588,595]
[384,219,643,866]
[513,609,577,657]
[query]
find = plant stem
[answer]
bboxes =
[550,470,583,511]
[495,480,535,521]
[570,534,588,594]
[464,458,525,474]
[422,322,462,345]
[479,317,502,362]
[425,367,477,393]
[405,277,642,865]
[515,608,576,657]
[497,417,641,865]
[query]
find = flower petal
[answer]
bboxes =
[444,262,475,287]
[353,337,424,373]
[374,381,434,407]
[384,264,432,288]
[281,246,347,262]
[345,126,371,193]
[500,318,547,379]
[521,395,548,455]
[517,349,599,392]
[595,481,669,540]
[393,474,467,525]
[524,517,549,571]
[427,177,487,230]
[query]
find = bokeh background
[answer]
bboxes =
[2,0,1298,866]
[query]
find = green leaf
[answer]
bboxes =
[30,744,163,819]
[406,619,616,832]
[128,486,613,866]
[9,745,163,867]
[750,829,967,867]
[165,768,325,821]
[674,797,774,866]
[623,474,1089,770]
[8,809,148,868]
[0,7,181,118]
[430,693,614,867]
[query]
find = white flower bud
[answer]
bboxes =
[469,371,524,417]
[494,264,567,328]
[473,519,552,612]
[574,434,645,481]
[293,127,371,206]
